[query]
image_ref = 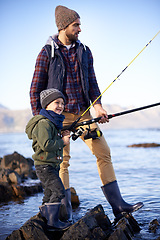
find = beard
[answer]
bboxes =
[65,31,79,42]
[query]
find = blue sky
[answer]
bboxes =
[0,0,160,110]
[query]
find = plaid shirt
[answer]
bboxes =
[30,36,101,115]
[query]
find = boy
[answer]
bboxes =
[25,88,71,230]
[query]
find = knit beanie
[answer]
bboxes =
[55,5,80,30]
[40,88,65,109]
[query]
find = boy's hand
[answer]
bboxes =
[62,130,71,145]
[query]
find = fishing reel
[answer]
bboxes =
[84,126,102,140]
[71,125,102,141]
[71,127,85,141]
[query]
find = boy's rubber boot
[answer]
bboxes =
[39,203,71,231]
[61,188,73,222]
[101,180,144,221]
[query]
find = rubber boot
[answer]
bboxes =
[39,203,71,231]
[101,180,144,220]
[61,188,73,222]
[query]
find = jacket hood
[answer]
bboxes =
[25,115,46,140]
[45,34,81,47]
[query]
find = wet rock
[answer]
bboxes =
[128,143,160,148]
[0,183,15,202]
[0,151,35,178]
[0,152,43,203]
[6,213,49,240]
[6,204,141,240]
[70,187,80,207]
[0,181,43,202]
[149,218,159,233]
[108,213,140,240]
[61,204,112,240]
[0,169,21,184]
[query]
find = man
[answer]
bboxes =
[30,5,143,222]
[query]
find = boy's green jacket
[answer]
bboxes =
[25,115,64,167]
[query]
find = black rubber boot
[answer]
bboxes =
[101,180,144,219]
[61,188,73,223]
[39,203,71,231]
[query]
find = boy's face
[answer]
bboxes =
[46,98,64,114]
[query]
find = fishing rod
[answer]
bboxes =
[62,102,160,140]
[68,30,160,130]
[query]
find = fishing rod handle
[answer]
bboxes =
[62,117,102,131]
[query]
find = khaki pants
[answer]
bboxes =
[60,111,116,189]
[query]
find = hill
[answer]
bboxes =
[0,104,160,133]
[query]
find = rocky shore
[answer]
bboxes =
[128,143,160,148]
[0,152,42,202]
[0,151,160,239]
[5,204,160,240]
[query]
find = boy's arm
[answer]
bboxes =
[35,120,64,152]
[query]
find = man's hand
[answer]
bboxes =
[94,104,109,124]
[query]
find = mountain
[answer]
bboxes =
[0,108,32,133]
[0,104,160,133]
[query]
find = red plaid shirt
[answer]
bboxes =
[30,36,101,115]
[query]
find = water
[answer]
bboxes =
[0,128,160,240]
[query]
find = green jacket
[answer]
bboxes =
[25,115,64,167]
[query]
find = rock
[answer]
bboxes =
[0,181,43,203]
[0,169,21,184]
[6,213,49,240]
[6,204,141,240]
[0,151,35,179]
[149,219,159,233]
[128,143,160,148]
[0,183,15,202]
[108,213,140,240]
[61,204,112,240]
[70,187,80,207]
[9,171,22,184]
[0,152,43,203]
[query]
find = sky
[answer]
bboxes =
[0,0,160,110]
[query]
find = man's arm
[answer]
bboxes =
[30,48,49,115]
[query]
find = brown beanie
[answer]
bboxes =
[55,5,80,31]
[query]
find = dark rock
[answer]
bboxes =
[128,143,160,148]
[6,204,142,240]
[6,213,49,240]
[0,169,21,184]
[0,183,15,202]
[5,229,24,240]
[149,218,159,233]
[108,227,128,240]
[0,152,43,203]
[70,187,80,207]
[0,151,35,179]
[0,181,43,203]
[61,204,112,240]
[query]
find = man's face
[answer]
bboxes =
[65,18,81,42]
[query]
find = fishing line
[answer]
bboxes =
[80,30,160,119]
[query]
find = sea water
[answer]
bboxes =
[0,128,160,240]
